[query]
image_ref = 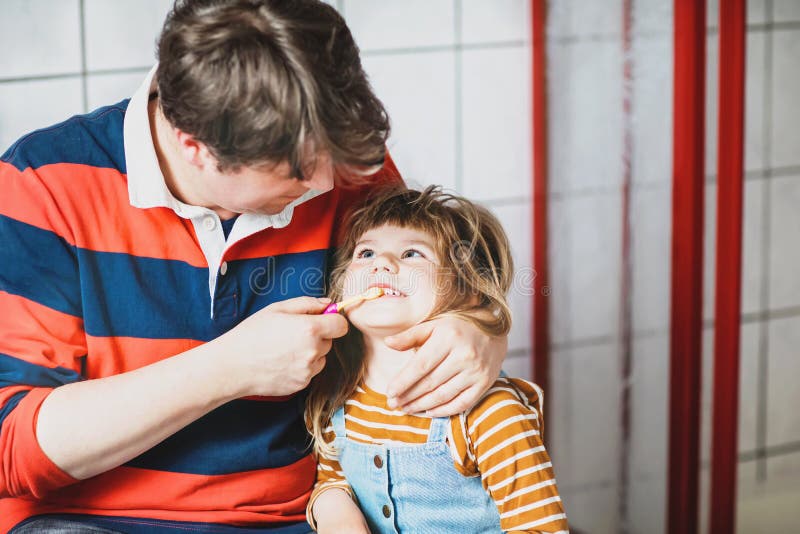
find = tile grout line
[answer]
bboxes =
[454,0,464,194]
[0,66,152,85]
[755,0,774,483]
[361,40,526,58]
[79,0,89,113]
[546,304,800,351]
[564,438,800,495]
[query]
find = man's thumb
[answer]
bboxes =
[267,296,331,315]
[384,321,434,350]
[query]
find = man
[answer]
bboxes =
[0,1,507,532]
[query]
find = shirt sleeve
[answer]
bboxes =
[305,418,355,531]
[463,378,569,533]
[0,158,85,497]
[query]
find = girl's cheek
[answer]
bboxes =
[342,265,372,294]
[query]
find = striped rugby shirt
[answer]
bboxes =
[0,66,399,531]
[310,377,569,533]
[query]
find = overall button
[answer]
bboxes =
[220,261,228,275]
[382,505,391,518]
[373,455,383,468]
[202,216,216,231]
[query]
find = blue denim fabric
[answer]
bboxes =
[331,407,502,533]
[11,515,313,534]
[11,517,123,533]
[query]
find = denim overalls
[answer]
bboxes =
[331,406,503,533]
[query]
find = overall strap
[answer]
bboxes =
[426,416,450,443]
[332,405,347,439]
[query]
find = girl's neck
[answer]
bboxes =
[361,332,416,394]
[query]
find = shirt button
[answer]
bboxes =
[202,216,216,231]
[382,505,391,518]
[373,455,383,468]
[220,261,228,276]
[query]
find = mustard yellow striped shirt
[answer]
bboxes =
[308,377,569,533]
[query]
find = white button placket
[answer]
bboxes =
[191,212,226,318]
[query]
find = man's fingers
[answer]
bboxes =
[266,296,331,314]
[423,383,483,418]
[385,334,450,405]
[309,313,349,339]
[401,374,474,415]
[384,321,435,351]
[391,357,460,410]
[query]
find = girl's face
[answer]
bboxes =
[342,224,443,336]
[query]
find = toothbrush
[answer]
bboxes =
[323,287,384,314]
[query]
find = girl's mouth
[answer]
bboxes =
[369,284,406,297]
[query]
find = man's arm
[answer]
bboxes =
[35,297,347,482]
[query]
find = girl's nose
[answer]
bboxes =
[371,253,398,273]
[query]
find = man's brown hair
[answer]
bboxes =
[156,0,390,176]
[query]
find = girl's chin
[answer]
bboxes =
[348,315,416,337]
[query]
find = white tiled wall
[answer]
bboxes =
[548,1,800,533]
[461,46,532,201]
[343,0,455,51]
[0,78,84,149]
[362,50,458,191]
[83,0,173,71]
[461,0,529,44]
[770,29,800,169]
[0,0,82,78]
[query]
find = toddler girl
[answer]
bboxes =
[306,186,568,533]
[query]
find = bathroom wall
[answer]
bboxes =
[543,0,800,532]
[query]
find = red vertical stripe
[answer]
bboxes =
[710,0,747,532]
[531,0,550,410]
[668,1,706,533]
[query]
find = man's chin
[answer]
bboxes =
[244,203,293,216]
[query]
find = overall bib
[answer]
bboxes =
[331,406,502,533]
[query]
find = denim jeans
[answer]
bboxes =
[11,517,122,533]
[11,516,313,534]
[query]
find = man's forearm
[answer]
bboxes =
[36,341,239,480]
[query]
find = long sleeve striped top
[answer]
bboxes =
[308,377,569,533]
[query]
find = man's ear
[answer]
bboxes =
[175,130,216,171]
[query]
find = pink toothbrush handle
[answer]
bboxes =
[322,303,339,314]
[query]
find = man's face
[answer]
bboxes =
[199,154,335,218]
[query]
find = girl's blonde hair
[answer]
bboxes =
[306,185,514,457]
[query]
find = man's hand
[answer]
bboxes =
[210,296,349,398]
[312,488,371,534]
[384,315,507,417]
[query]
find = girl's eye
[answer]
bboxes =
[401,249,424,259]
[356,248,375,259]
